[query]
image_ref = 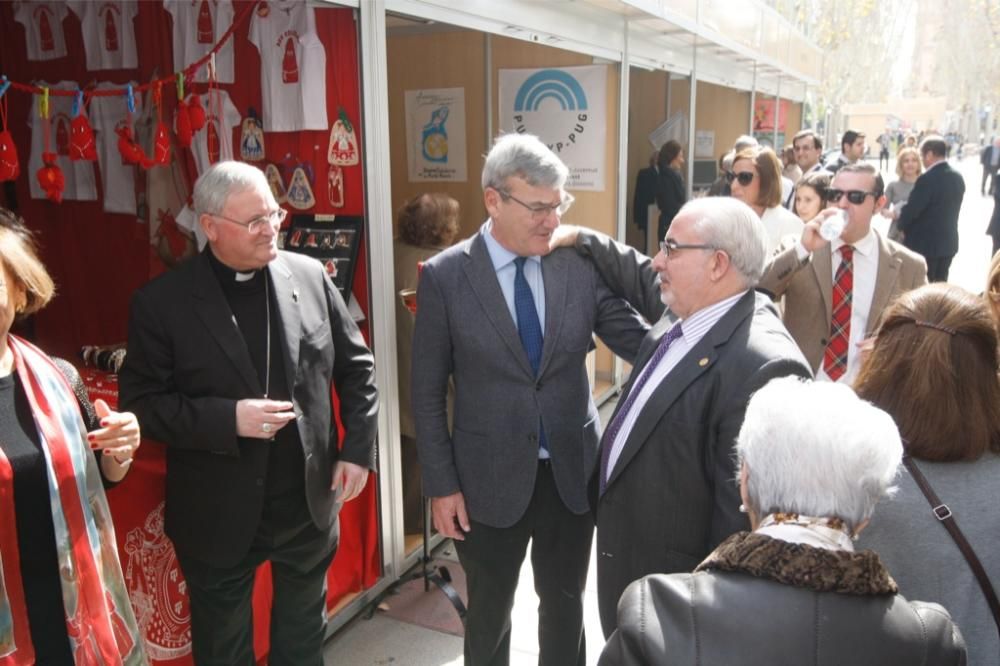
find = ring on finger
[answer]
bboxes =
[262,422,272,434]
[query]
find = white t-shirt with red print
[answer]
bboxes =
[163,0,235,83]
[188,90,241,176]
[67,0,138,70]
[88,81,142,215]
[27,81,97,202]
[248,1,327,132]
[14,1,69,61]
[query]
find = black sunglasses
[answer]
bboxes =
[725,171,754,186]
[825,189,878,205]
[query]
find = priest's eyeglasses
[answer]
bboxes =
[212,208,288,235]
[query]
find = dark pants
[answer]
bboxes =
[880,149,890,172]
[455,460,592,666]
[926,255,954,283]
[177,495,335,666]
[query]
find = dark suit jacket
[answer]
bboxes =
[574,232,811,636]
[897,161,965,258]
[632,166,658,233]
[119,250,378,568]
[412,227,648,528]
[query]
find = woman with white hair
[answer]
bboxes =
[599,376,966,665]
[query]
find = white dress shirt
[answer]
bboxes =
[604,291,745,479]
[815,229,878,385]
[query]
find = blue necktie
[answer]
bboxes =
[599,323,683,493]
[514,257,546,452]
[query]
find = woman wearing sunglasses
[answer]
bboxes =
[792,170,832,222]
[729,146,803,252]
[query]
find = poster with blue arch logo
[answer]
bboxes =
[404,87,468,182]
[499,65,607,191]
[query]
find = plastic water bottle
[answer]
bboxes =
[819,209,848,242]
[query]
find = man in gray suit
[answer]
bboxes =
[412,134,647,666]
[555,198,811,636]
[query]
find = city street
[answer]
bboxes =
[870,153,995,293]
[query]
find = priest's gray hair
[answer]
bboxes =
[736,376,902,531]
[193,161,275,216]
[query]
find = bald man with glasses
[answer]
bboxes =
[758,162,927,384]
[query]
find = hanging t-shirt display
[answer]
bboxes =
[188,89,241,175]
[163,0,235,83]
[67,1,138,70]
[14,1,69,61]
[89,81,141,215]
[248,1,327,132]
[27,81,97,202]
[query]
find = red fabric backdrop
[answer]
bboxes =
[1,3,380,662]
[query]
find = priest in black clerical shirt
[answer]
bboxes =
[120,161,378,666]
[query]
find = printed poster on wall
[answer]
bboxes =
[498,65,607,191]
[405,87,468,182]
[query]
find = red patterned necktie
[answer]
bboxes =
[823,245,854,381]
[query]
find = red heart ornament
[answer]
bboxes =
[0,130,20,181]
[36,152,65,202]
[188,94,206,131]
[69,114,98,161]
[152,121,171,166]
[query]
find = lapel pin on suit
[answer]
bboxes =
[292,288,299,303]
[699,357,709,367]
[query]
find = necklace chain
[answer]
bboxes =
[264,271,270,399]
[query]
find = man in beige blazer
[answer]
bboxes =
[759,163,927,383]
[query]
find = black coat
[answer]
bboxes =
[632,166,658,232]
[897,161,965,258]
[119,250,378,567]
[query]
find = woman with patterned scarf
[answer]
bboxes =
[0,210,146,664]
[600,376,966,665]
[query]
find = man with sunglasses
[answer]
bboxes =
[759,162,927,384]
[120,161,379,665]
[895,136,966,282]
[412,133,647,665]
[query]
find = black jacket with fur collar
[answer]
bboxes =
[599,532,966,665]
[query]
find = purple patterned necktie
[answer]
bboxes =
[599,323,683,493]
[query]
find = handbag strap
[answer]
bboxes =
[902,454,1000,636]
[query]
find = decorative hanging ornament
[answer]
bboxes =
[174,73,193,147]
[327,165,343,208]
[35,87,64,202]
[265,162,286,204]
[117,85,153,169]
[36,151,64,203]
[68,90,97,161]
[0,78,19,182]
[150,82,170,166]
[240,107,265,162]
[286,162,316,210]
[327,107,358,166]
[188,93,206,131]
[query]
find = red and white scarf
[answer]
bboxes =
[0,335,145,665]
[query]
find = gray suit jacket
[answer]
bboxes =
[757,230,927,372]
[572,231,812,636]
[120,250,379,567]
[412,227,647,528]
